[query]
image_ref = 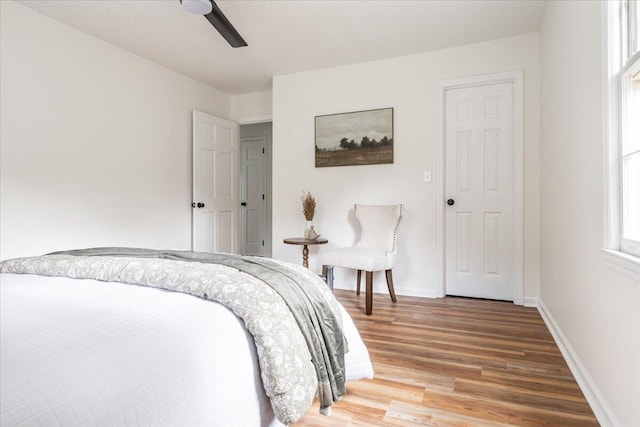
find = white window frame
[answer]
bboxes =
[603,0,640,281]
[620,59,640,256]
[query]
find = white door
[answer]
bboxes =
[192,110,239,254]
[445,82,514,301]
[240,137,267,256]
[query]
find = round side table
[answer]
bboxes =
[283,237,328,268]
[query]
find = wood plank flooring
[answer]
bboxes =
[294,290,599,426]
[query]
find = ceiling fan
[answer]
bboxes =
[181,0,247,48]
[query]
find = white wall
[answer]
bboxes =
[272,33,540,299]
[0,1,231,259]
[540,2,640,426]
[231,90,273,124]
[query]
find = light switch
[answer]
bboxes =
[423,171,432,183]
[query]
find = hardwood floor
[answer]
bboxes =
[294,290,599,426]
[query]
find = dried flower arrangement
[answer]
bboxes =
[301,191,316,221]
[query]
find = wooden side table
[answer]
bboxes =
[283,237,328,268]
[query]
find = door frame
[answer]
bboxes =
[436,70,524,305]
[240,135,268,256]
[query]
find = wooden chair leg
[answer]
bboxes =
[385,269,397,303]
[322,265,327,278]
[356,270,362,296]
[365,271,373,315]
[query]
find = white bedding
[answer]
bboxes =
[0,273,373,426]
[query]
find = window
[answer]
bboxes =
[621,59,640,256]
[622,0,639,58]
[605,0,640,260]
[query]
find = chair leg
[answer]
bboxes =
[385,269,397,303]
[365,271,373,315]
[356,270,362,296]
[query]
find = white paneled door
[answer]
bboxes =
[445,82,514,301]
[240,137,267,256]
[192,110,239,254]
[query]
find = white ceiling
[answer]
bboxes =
[18,0,547,95]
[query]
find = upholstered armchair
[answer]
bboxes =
[322,204,403,315]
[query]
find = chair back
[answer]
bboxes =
[354,204,403,254]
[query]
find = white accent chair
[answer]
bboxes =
[322,204,403,315]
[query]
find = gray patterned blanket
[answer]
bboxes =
[0,248,347,424]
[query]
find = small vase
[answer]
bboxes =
[304,220,314,239]
[308,225,319,240]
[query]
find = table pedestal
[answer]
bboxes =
[283,237,329,268]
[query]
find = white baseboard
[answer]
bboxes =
[400,287,439,298]
[537,300,620,427]
[523,297,538,307]
[332,284,438,299]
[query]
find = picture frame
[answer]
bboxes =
[315,107,394,167]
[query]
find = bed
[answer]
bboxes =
[0,248,373,426]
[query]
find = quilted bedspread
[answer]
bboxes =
[0,251,345,424]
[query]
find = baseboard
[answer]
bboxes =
[332,284,438,299]
[400,287,439,298]
[537,300,620,427]
[333,284,535,304]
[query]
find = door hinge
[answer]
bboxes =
[262,240,265,246]
[262,194,265,200]
[262,147,265,154]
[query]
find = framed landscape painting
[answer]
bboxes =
[315,107,394,167]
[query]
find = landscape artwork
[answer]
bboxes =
[315,108,394,167]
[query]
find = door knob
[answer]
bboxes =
[241,202,247,206]
[197,202,205,208]
[447,199,455,206]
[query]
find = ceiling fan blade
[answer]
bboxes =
[204,0,247,48]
